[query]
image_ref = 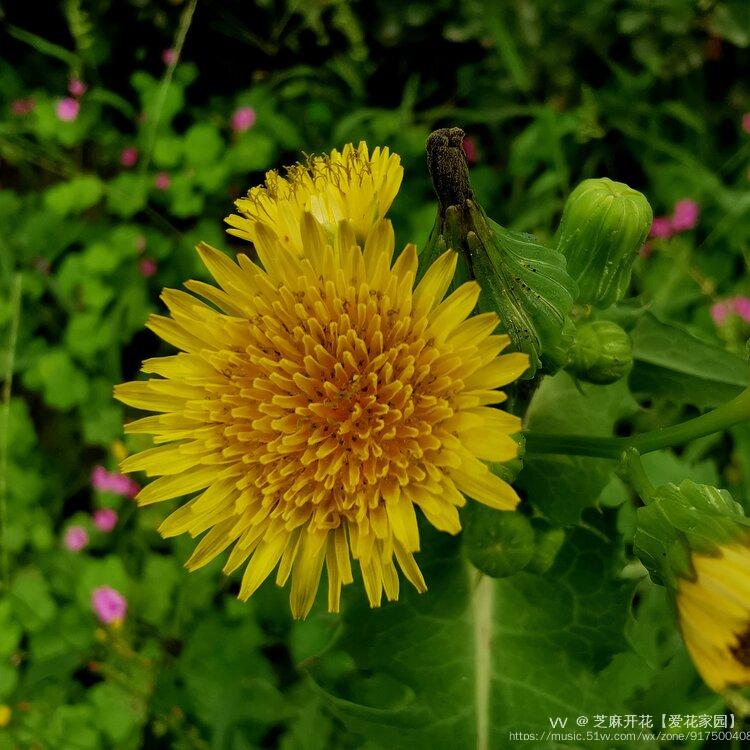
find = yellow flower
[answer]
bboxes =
[676,540,750,692]
[225,142,403,254]
[0,705,11,728]
[115,217,527,618]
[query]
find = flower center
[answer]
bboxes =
[228,276,460,532]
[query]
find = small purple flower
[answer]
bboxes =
[231,106,256,133]
[671,199,699,232]
[92,586,127,625]
[64,525,89,552]
[649,216,674,239]
[11,98,35,116]
[154,172,170,190]
[68,78,87,98]
[120,147,138,168]
[56,97,80,122]
[162,48,177,66]
[93,508,118,533]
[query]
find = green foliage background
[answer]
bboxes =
[1,1,750,747]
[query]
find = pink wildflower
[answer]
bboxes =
[462,135,478,163]
[68,78,87,98]
[56,98,80,122]
[733,296,750,323]
[111,474,140,498]
[91,465,140,498]
[120,147,138,168]
[162,48,176,66]
[91,586,127,625]
[11,98,35,116]
[64,525,89,552]
[231,106,257,133]
[139,258,157,277]
[154,172,170,190]
[671,199,699,232]
[742,113,750,135]
[93,508,118,533]
[649,217,674,239]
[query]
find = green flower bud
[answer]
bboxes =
[625,451,750,693]
[567,320,633,385]
[628,457,749,589]
[463,504,535,578]
[556,178,652,308]
[421,128,578,377]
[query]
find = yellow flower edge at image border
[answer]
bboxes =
[114,215,528,618]
[677,539,750,693]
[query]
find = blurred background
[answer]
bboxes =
[0,0,749,747]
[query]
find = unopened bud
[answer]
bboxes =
[556,178,652,308]
[567,320,633,384]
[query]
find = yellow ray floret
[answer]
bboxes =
[677,540,750,692]
[115,216,527,618]
[226,142,403,254]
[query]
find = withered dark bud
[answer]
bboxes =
[420,128,577,377]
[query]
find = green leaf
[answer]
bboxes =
[152,134,183,168]
[178,616,289,743]
[22,349,89,410]
[136,555,181,626]
[88,683,146,744]
[44,176,104,216]
[3,398,37,458]
[0,663,18,699]
[184,123,224,167]
[313,528,634,749]
[41,705,101,750]
[518,372,638,524]
[106,173,149,218]
[10,569,57,632]
[79,379,123,446]
[229,133,277,173]
[629,313,750,407]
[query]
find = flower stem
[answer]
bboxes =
[618,448,655,502]
[0,273,22,593]
[524,387,750,459]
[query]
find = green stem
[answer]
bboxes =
[618,448,655,502]
[524,387,750,459]
[0,273,22,593]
